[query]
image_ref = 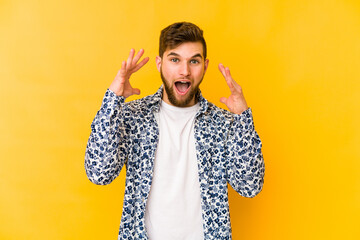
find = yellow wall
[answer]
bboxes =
[1,0,359,239]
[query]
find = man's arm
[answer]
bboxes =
[218,63,265,197]
[85,90,128,185]
[225,109,265,197]
[85,49,149,185]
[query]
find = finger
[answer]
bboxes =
[226,67,243,93]
[224,66,235,83]
[132,48,144,65]
[219,64,235,93]
[225,67,232,79]
[132,88,141,95]
[220,97,227,105]
[120,60,126,71]
[218,63,226,78]
[219,64,232,83]
[226,77,236,93]
[126,49,135,70]
[221,68,236,93]
[118,60,126,74]
[225,67,237,86]
[231,79,242,93]
[219,64,243,95]
[225,67,236,92]
[132,57,149,73]
[224,66,242,94]
[118,61,127,81]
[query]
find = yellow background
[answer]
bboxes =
[1,0,359,239]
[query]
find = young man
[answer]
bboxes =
[85,22,265,240]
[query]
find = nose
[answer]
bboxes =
[180,62,190,77]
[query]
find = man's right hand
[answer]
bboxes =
[109,49,149,98]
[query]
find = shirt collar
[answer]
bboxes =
[147,85,209,114]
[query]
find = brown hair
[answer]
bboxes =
[159,22,207,59]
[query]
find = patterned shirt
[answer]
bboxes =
[85,86,265,240]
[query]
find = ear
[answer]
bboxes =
[156,56,162,72]
[204,59,209,73]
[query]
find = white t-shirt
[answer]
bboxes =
[145,100,204,240]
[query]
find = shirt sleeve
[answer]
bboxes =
[225,108,265,198]
[84,89,129,185]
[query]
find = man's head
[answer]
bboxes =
[159,22,207,59]
[156,22,209,107]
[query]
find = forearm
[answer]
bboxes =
[85,89,128,185]
[226,108,265,198]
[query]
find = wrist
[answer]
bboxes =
[109,85,124,97]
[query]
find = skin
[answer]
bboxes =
[109,44,249,114]
[156,42,209,107]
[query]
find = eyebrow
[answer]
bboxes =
[167,52,203,59]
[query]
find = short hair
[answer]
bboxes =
[159,22,207,59]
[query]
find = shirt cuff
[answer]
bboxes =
[232,107,255,132]
[100,89,126,112]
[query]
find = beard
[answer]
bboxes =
[160,70,203,107]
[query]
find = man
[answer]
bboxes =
[85,22,265,240]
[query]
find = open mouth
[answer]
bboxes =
[174,80,191,95]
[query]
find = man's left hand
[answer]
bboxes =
[218,63,249,115]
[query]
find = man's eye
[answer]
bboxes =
[171,58,179,62]
[190,59,199,64]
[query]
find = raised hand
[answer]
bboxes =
[218,63,248,115]
[109,49,149,98]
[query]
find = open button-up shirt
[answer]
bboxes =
[85,86,265,240]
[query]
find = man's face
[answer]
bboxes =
[156,41,209,107]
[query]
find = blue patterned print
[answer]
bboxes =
[85,86,265,239]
